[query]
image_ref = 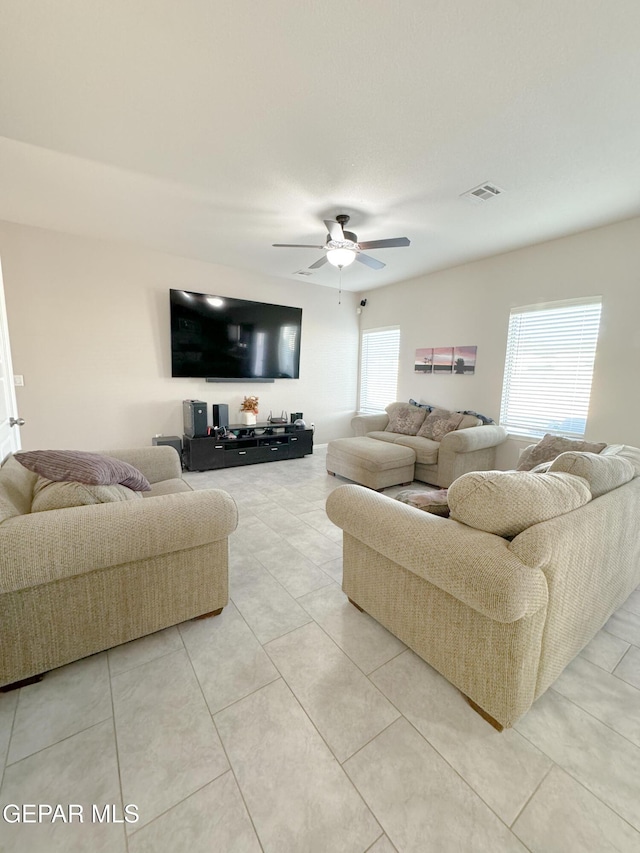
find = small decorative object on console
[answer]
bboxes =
[240,395,259,426]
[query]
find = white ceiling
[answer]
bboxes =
[1,1,640,292]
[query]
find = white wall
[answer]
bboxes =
[0,221,359,450]
[358,216,640,469]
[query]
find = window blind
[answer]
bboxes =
[499,298,602,439]
[359,327,400,414]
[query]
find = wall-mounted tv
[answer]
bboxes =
[170,289,302,380]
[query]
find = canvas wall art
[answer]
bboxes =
[415,345,477,375]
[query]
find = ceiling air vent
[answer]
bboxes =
[461,182,504,203]
[294,270,313,276]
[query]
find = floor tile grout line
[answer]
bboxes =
[508,763,553,829]
[548,684,640,750]
[181,643,267,852]
[262,621,403,765]
[106,652,130,853]
[4,716,111,770]
[514,698,640,832]
[0,690,19,792]
[363,831,387,852]
[107,642,186,681]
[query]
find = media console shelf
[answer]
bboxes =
[183,424,313,471]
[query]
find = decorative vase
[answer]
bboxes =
[241,411,257,425]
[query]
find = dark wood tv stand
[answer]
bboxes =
[182,424,313,471]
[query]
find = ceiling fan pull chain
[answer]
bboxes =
[338,268,342,305]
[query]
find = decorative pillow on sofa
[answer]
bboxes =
[385,402,427,435]
[395,488,450,517]
[417,408,465,441]
[448,469,592,538]
[15,450,151,491]
[548,451,634,498]
[516,434,606,472]
[31,479,143,513]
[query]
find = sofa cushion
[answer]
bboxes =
[548,451,635,498]
[389,434,440,465]
[457,414,483,429]
[517,434,606,471]
[0,455,37,522]
[448,470,592,537]
[395,488,450,517]
[417,408,465,441]
[31,479,143,513]
[601,444,640,477]
[15,449,151,491]
[144,478,193,497]
[385,402,427,435]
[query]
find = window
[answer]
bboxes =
[500,297,602,439]
[359,326,400,413]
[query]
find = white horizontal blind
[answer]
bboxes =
[359,327,400,414]
[500,298,602,439]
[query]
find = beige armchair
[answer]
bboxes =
[0,446,237,689]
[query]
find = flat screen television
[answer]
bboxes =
[170,289,302,379]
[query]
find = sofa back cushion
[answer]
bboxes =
[448,469,592,537]
[517,433,606,471]
[548,451,635,498]
[417,407,465,441]
[31,478,143,513]
[601,444,640,477]
[0,455,37,522]
[384,402,427,435]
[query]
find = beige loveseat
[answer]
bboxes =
[326,445,640,728]
[349,402,507,487]
[0,446,237,689]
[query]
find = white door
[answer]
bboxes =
[0,258,22,462]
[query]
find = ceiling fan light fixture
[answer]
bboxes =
[327,248,356,268]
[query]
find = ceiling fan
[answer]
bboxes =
[273,214,410,271]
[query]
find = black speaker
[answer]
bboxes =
[211,403,229,429]
[183,400,208,438]
[152,435,183,462]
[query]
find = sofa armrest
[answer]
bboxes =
[440,424,507,453]
[0,489,238,593]
[102,446,182,483]
[351,413,389,436]
[326,484,547,622]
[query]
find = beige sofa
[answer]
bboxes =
[326,446,640,728]
[349,402,507,487]
[0,446,238,689]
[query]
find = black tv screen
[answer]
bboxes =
[170,289,302,379]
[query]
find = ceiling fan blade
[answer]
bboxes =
[308,255,329,269]
[357,237,410,250]
[356,253,386,270]
[272,243,326,248]
[324,220,344,241]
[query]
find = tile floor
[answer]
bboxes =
[1,446,640,852]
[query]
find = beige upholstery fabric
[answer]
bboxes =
[0,446,237,687]
[327,459,640,727]
[448,470,592,537]
[517,434,606,471]
[417,408,464,440]
[601,444,640,476]
[549,451,634,498]
[350,408,506,488]
[384,402,427,435]
[0,455,36,523]
[326,437,415,490]
[31,479,142,512]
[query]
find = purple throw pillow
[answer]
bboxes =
[15,450,151,491]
